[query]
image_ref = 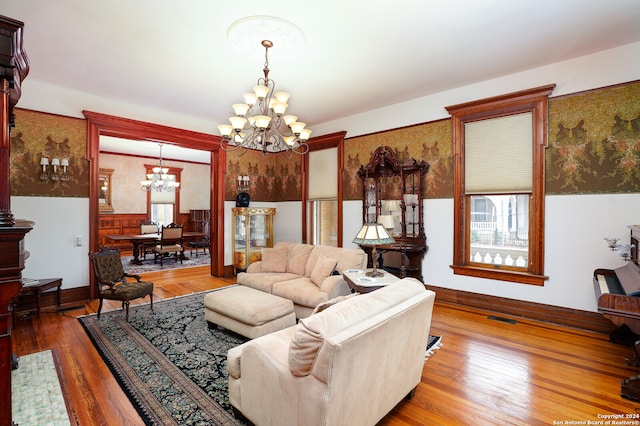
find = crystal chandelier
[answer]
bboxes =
[140,144,180,192]
[217,40,311,156]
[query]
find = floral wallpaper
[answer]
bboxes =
[343,119,453,200]
[546,82,640,193]
[9,81,639,201]
[10,109,89,197]
[224,149,302,202]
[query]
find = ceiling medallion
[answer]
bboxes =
[226,15,306,54]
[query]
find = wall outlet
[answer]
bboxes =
[74,235,83,247]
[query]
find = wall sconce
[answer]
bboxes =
[604,237,635,261]
[40,157,69,182]
[237,175,250,191]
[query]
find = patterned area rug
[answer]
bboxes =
[79,290,247,425]
[79,289,442,425]
[425,334,443,361]
[12,349,71,425]
[122,253,211,275]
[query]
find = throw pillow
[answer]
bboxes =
[285,244,314,275]
[260,246,288,273]
[310,254,338,287]
[311,293,358,315]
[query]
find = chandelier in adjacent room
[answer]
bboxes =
[217,39,311,156]
[140,144,180,192]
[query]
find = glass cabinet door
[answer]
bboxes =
[234,214,246,250]
[232,207,275,270]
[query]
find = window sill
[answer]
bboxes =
[450,265,548,286]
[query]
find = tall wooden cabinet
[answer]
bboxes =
[232,207,275,271]
[357,146,429,281]
[189,209,210,233]
[0,15,30,426]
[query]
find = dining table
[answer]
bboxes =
[106,231,205,265]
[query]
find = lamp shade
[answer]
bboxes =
[378,215,395,230]
[353,223,394,246]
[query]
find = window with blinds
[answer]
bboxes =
[446,85,554,285]
[308,147,338,246]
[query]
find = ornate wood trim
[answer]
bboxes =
[429,284,614,334]
[302,131,347,245]
[446,85,555,285]
[84,111,225,298]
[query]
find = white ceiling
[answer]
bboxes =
[3,0,640,161]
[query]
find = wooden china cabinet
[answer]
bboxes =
[357,146,429,281]
[0,15,30,426]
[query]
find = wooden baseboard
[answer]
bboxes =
[15,286,90,314]
[427,284,615,335]
[16,280,615,335]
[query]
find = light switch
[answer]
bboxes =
[74,235,83,246]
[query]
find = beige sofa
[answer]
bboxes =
[227,278,436,426]
[236,242,367,319]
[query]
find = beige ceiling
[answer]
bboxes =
[4,0,640,142]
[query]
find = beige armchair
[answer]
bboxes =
[227,278,435,426]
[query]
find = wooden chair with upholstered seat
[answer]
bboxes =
[188,221,210,257]
[139,221,158,261]
[189,236,210,257]
[153,223,184,267]
[88,246,154,321]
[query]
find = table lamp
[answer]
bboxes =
[377,215,395,236]
[353,223,394,277]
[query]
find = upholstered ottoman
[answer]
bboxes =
[204,285,296,339]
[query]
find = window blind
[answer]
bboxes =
[308,147,338,199]
[464,112,533,194]
[150,175,177,204]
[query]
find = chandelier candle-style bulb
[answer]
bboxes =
[218,39,311,156]
[218,124,233,137]
[274,92,290,103]
[290,122,306,135]
[299,129,312,141]
[243,93,257,106]
[230,116,247,131]
[253,85,270,99]
[232,104,250,116]
[254,115,271,129]
[272,102,288,115]
[283,115,297,126]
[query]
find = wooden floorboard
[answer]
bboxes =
[11,265,640,425]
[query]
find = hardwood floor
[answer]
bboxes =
[11,265,640,425]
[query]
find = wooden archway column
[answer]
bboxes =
[84,111,225,298]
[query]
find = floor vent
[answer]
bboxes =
[487,315,517,324]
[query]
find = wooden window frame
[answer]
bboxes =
[302,131,346,246]
[446,85,555,286]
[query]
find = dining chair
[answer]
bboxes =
[88,246,154,321]
[153,223,184,267]
[139,221,158,260]
[188,221,210,257]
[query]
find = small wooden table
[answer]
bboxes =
[16,278,62,318]
[343,269,399,293]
